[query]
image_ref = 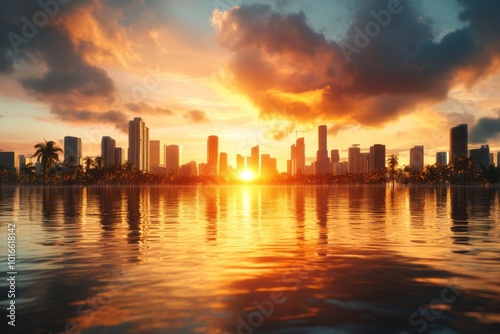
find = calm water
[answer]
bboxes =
[1,185,500,334]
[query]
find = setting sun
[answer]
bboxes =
[239,170,256,182]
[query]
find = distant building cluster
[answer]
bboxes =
[1,121,499,177]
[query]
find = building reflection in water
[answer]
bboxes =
[450,186,470,245]
[316,186,329,256]
[126,187,150,249]
[409,186,425,227]
[295,186,306,244]
[98,187,123,238]
[203,186,218,243]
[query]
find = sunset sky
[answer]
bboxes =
[1,0,500,171]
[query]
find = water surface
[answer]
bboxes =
[0,185,499,334]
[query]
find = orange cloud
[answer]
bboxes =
[213,2,500,132]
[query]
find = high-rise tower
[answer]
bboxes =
[128,117,149,171]
[207,135,219,176]
[450,124,468,161]
[316,125,330,175]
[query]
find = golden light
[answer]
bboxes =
[239,170,256,182]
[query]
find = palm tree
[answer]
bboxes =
[32,140,63,184]
[452,157,474,183]
[62,156,78,184]
[478,164,500,185]
[83,156,94,172]
[94,156,104,170]
[387,154,399,187]
[20,163,37,184]
[0,165,10,186]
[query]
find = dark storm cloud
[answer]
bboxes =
[0,0,171,131]
[52,107,129,131]
[470,111,500,143]
[214,0,500,130]
[126,102,174,115]
[183,109,210,124]
[0,0,125,128]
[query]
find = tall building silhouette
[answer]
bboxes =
[115,147,124,165]
[150,140,164,171]
[64,136,82,164]
[450,124,468,161]
[469,145,490,170]
[436,152,447,165]
[290,138,305,175]
[261,154,277,177]
[128,117,149,171]
[497,152,500,167]
[330,149,340,164]
[348,145,361,174]
[248,145,259,176]
[236,154,245,173]
[295,138,305,175]
[101,136,116,167]
[207,135,219,176]
[289,144,296,175]
[369,144,385,171]
[361,152,370,173]
[315,125,330,175]
[219,152,228,176]
[0,152,18,172]
[410,145,424,171]
[165,145,180,175]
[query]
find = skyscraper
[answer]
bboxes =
[450,124,468,161]
[219,152,228,176]
[207,135,219,176]
[469,145,490,170]
[165,145,180,175]
[315,125,330,175]
[261,154,277,177]
[348,145,361,174]
[497,152,500,167]
[249,145,259,176]
[101,136,116,167]
[330,149,340,164]
[115,147,124,165]
[128,117,149,171]
[410,145,424,171]
[295,138,305,175]
[0,152,18,172]
[361,152,370,173]
[369,144,386,171]
[236,154,245,173]
[150,140,164,171]
[436,152,447,165]
[64,136,82,164]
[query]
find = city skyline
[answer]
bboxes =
[1,1,500,172]
[2,120,499,177]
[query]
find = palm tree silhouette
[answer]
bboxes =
[387,154,399,187]
[20,163,37,184]
[32,140,63,184]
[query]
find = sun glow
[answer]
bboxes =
[239,170,256,182]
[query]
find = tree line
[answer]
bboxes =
[0,141,499,186]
